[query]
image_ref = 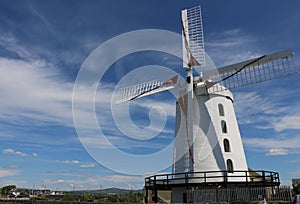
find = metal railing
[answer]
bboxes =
[186,186,292,203]
[145,170,280,188]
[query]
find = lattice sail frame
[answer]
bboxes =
[182,6,205,67]
[115,75,179,103]
[205,50,296,93]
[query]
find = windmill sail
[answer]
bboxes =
[204,49,296,92]
[115,75,179,103]
[182,6,205,68]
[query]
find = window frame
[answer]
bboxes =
[221,120,227,133]
[218,103,225,116]
[223,138,231,152]
[226,159,234,173]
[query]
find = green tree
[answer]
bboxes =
[293,184,300,195]
[61,194,77,201]
[107,194,119,202]
[119,192,142,203]
[1,185,16,196]
[82,193,94,202]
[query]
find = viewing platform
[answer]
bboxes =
[144,170,291,203]
[145,170,280,189]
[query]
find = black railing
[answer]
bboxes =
[145,170,280,188]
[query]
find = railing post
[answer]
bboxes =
[167,174,169,185]
[223,171,228,186]
[185,172,188,184]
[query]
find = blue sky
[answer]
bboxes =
[0,0,300,190]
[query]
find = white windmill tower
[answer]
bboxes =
[174,6,249,180]
[116,5,296,203]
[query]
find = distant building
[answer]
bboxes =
[293,179,300,187]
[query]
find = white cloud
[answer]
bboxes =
[207,29,254,49]
[3,148,28,157]
[0,166,20,178]
[43,179,65,185]
[267,148,289,156]
[28,4,57,38]
[0,33,32,59]
[243,136,300,155]
[0,56,107,132]
[0,33,177,162]
[79,164,95,168]
[3,149,15,154]
[243,136,300,149]
[32,153,38,157]
[234,91,286,124]
[0,51,172,133]
[58,160,80,164]
[206,28,261,67]
[273,115,300,132]
[234,90,300,132]
[0,57,73,127]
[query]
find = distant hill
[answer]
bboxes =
[66,187,143,195]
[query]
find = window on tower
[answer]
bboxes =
[221,120,227,133]
[218,103,224,116]
[227,159,234,173]
[223,139,231,152]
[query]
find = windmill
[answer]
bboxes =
[115,5,296,203]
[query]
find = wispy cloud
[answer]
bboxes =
[0,57,73,127]
[54,160,95,169]
[28,3,58,38]
[206,28,262,67]
[57,160,80,165]
[207,28,255,48]
[3,148,28,157]
[243,136,300,156]
[79,164,95,168]
[0,33,33,59]
[272,114,300,132]
[234,87,300,156]
[0,30,178,158]
[234,91,287,125]
[234,89,300,132]
[32,153,38,157]
[243,136,300,149]
[267,148,289,156]
[0,166,20,178]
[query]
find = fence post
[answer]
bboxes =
[216,186,219,203]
